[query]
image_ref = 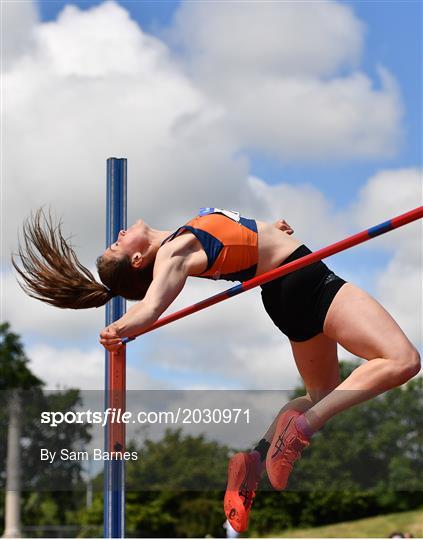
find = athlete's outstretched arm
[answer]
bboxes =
[99,249,188,351]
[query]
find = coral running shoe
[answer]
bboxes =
[224,452,260,533]
[266,410,310,491]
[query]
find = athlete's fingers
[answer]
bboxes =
[99,338,123,352]
[99,324,123,351]
[274,219,294,234]
[99,337,121,345]
[100,325,121,340]
[282,220,293,234]
[100,331,120,341]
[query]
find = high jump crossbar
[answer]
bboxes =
[122,205,423,344]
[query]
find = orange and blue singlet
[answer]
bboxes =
[161,208,258,282]
[161,207,348,342]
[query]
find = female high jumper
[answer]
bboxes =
[13,208,420,532]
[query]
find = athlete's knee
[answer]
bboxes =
[403,347,421,379]
[391,346,421,383]
[306,391,320,405]
[305,376,340,404]
[287,394,315,411]
[306,385,338,405]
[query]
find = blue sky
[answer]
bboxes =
[35,0,421,230]
[3,0,421,391]
[37,0,421,167]
[33,0,421,246]
[35,0,420,251]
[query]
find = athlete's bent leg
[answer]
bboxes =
[265,333,341,489]
[261,333,341,442]
[225,334,341,515]
[303,283,420,432]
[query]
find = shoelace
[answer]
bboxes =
[238,462,258,509]
[281,437,308,466]
[238,483,256,509]
[271,417,295,458]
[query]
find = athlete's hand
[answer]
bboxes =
[100,324,124,352]
[274,219,294,235]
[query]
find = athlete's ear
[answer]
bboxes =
[131,252,144,269]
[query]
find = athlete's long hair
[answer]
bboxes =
[12,209,153,309]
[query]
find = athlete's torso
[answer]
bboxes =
[161,209,302,282]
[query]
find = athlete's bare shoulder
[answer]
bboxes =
[156,231,208,275]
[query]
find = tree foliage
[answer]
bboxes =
[2,324,422,537]
[78,370,423,536]
[0,322,91,537]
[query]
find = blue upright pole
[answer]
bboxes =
[104,158,127,538]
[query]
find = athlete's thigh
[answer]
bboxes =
[290,333,341,401]
[323,282,412,360]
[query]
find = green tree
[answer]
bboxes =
[0,322,92,536]
[78,371,422,537]
[125,430,229,537]
[0,322,43,530]
[0,322,43,391]
[79,431,230,537]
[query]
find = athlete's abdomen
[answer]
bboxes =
[256,221,303,275]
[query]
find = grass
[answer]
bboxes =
[262,508,423,538]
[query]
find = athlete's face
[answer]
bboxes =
[104,220,148,260]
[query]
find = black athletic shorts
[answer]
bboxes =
[260,245,346,342]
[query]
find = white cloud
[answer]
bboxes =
[2,0,247,265]
[244,176,348,246]
[2,0,39,70]
[2,0,405,266]
[169,1,364,79]
[351,168,422,345]
[227,69,401,160]
[2,268,104,342]
[1,0,249,380]
[27,343,158,390]
[27,344,106,390]
[167,1,402,160]
[34,1,167,78]
[353,167,422,234]
[2,0,420,394]
[376,250,422,345]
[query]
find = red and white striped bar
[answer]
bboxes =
[122,205,423,344]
